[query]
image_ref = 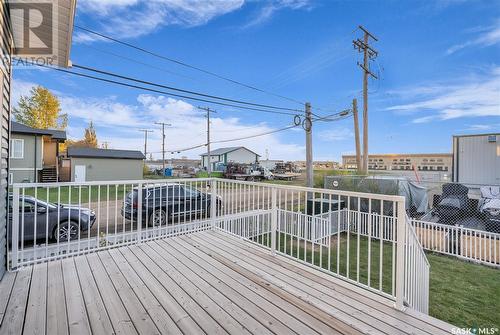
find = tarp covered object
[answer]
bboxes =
[326,175,429,213]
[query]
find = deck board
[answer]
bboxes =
[0,230,457,335]
[197,231,437,334]
[47,261,69,335]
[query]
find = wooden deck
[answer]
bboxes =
[0,230,455,335]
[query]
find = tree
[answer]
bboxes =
[63,121,99,151]
[13,85,67,129]
[82,121,98,148]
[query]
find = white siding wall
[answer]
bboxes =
[226,148,258,164]
[454,135,500,185]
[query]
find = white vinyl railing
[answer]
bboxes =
[404,216,430,314]
[8,178,215,269]
[8,178,429,313]
[212,179,429,313]
[410,219,500,267]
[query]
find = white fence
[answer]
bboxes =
[8,178,429,313]
[410,219,500,267]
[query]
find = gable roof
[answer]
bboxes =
[200,146,260,157]
[11,121,67,141]
[67,147,146,160]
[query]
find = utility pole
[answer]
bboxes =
[305,102,313,189]
[353,25,378,174]
[139,129,154,165]
[198,107,216,177]
[352,98,362,173]
[154,122,171,176]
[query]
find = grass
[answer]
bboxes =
[254,232,500,329]
[20,184,133,203]
[426,253,500,328]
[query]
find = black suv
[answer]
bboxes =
[122,183,221,226]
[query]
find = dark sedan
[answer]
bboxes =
[122,183,222,226]
[8,195,96,242]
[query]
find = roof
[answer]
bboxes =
[453,133,499,138]
[11,121,67,141]
[67,147,146,160]
[200,146,260,157]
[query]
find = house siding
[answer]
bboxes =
[70,157,144,182]
[226,148,259,164]
[0,0,12,279]
[9,133,43,183]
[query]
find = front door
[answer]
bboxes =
[74,165,86,182]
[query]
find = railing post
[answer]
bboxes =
[210,179,217,229]
[11,186,20,270]
[395,198,406,310]
[271,187,277,255]
[137,183,143,243]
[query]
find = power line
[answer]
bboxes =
[29,62,299,116]
[79,44,194,80]
[74,25,306,106]
[148,110,352,153]
[72,64,302,113]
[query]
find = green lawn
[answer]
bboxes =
[254,232,500,329]
[20,184,133,203]
[426,253,500,329]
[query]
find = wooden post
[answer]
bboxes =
[352,98,362,173]
[305,102,313,188]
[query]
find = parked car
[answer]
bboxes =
[121,183,222,226]
[8,194,96,243]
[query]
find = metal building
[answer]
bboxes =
[453,133,500,185]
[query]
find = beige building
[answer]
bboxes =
[342,153,453,172]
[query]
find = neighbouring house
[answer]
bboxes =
[65,147,146,182]
[200,146,260,170]
[10,121,67,183]
[259,159,284,171]
[453,133,500,185]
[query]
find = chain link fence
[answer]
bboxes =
[325,175,500,266]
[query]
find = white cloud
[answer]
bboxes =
[465,123,500,132]
[11,78,305,159]
[243,0,312,29]
[447,20,500,55]
[76,0,244,41]
[12,79,36,106]
[317,128,353,141]
[386,66,500,123]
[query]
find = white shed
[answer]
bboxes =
[200,147,260,170]
[453,133,500,185]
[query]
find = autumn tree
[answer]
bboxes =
[13,85,67,129]
[64,121,99,150]
[82,121,98,148]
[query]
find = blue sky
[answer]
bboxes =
[13,0,500,161]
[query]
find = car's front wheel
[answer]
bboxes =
[148,208,168,227]
[52,221,79,242]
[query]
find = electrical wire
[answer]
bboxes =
[28,62,299,116]
[74,25,306,106]
[78,44,195,80]
[72,64,302,113]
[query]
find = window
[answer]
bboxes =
[10,139,24,159]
